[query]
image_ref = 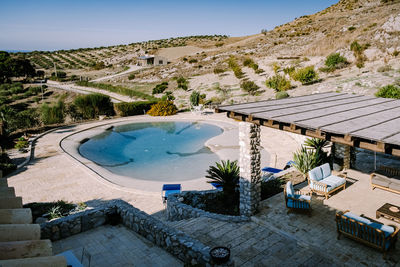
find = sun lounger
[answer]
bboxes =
[162,184,182,203]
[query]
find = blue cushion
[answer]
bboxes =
[164,190,181,198]
[287,199,310,209]
[369,222,395,238]
[343,212,371,225]
[309,167,323,181]
[321,175,346,191]
[286,181,294,198]
[320,163,331,178]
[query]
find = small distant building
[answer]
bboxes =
[137,55,168,66]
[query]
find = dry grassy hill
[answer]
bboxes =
[10,0,400,110]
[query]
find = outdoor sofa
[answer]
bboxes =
[335,210,399,258]
[308,163,346,199]
[370,166,400,194]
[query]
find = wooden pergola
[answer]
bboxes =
[216,92,400,157]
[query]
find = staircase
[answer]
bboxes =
[0,178,67,267]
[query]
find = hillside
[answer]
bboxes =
[10,0,400,110]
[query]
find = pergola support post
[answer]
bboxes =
[239,122,261,216]
[333,143,355,170]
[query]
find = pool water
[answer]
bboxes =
[79,121,223,181]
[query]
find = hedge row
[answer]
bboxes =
[114,101,158,116]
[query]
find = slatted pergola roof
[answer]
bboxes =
[215,92,400,156]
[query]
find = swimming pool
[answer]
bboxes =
[79,121,223,181]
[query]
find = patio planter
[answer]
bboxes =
[210,246,230,264]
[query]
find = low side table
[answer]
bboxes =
[376,203,400,224]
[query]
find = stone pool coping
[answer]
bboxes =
[60,114,270,193]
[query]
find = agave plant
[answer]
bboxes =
[206,160,240,197]
[292,146,322,178]
[304,138,329,164]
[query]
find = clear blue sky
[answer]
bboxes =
[0,0,338,51]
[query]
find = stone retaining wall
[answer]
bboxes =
[167,190,249,223]
[40,200,233,266]
[40,205,117,241]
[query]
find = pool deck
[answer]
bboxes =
[7,112,303,216]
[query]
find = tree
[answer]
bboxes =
[0,51,35,82]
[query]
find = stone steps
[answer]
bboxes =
[0,182,66,266]
[0,187,16,198]
[0,255,67,266]
[0,224,41,242]
[0,209,32,224]
[0,197,23,209]
[0,240,53,260]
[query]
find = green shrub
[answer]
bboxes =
[291,66,318,84]
[93,61,106,70]
[350,41,368,69]
[213,68,225,74]
[276,91,289,99]
[147,101,178,116]
[240,81,260,95]
[324,53,348,70]
[190,91,200,106]
[15,137,29,150]
[0,153,17,176]
[51,71,67,78]
[114,101,158,116]
[161,91,175,101]
[283,66,295,75]
[176,77,188,90]
[377,65,392,72]
[250,63,259,71]
[74,93,114,119]
[152,82,168,94]
[41,101,65,125]
[128,74,135,80]
[188,59,198,63]
[266,74,292,91]
[23,200,75,221]
[243,58,254,67]
[232,67,244,79]
[375,85,400,99]
[227,56,244,79]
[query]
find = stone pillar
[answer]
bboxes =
[239,122,261,216]
[333,143,354,170]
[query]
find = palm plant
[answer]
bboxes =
[206,160,240,197]
[292,146,321,178]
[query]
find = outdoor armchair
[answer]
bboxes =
[284,181,312,216]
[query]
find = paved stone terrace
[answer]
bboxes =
[167,216,338,266]
[253,169,400,267]
[52,224,183,267]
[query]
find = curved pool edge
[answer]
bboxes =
[60,114,270,193]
